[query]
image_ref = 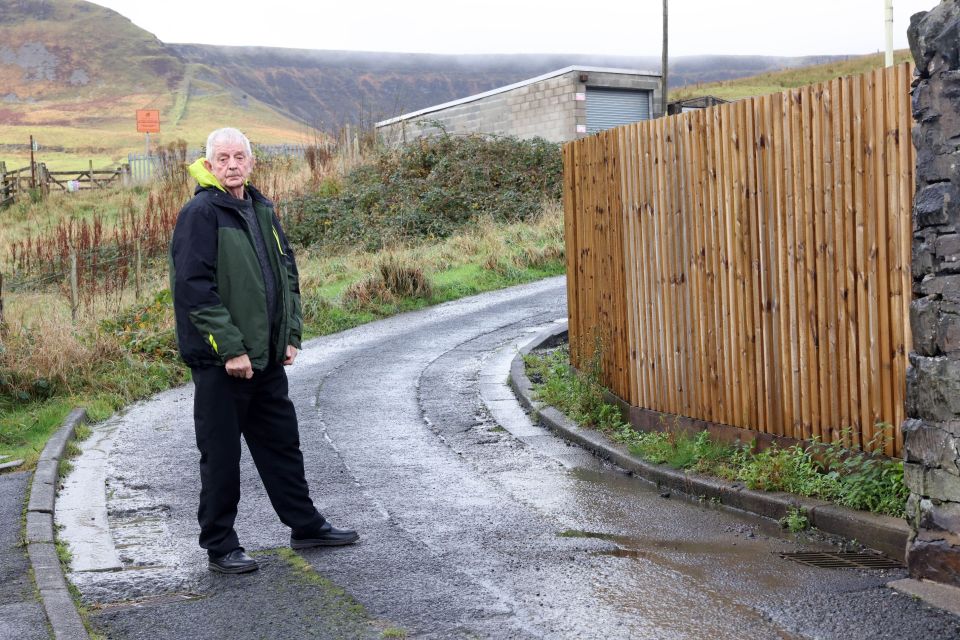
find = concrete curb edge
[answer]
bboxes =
[26,407,90,640]
[508,321,909,561]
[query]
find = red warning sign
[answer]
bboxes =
[136,110,160,133]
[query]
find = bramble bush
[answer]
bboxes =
[284,134,562,250]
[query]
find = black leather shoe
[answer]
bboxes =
[208,548,259,574]
[290,522,359,549]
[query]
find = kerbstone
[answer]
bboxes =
[25,511,52,544]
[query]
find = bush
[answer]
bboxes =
[285,134,562,250]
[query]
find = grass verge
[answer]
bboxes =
[524,345,909,519]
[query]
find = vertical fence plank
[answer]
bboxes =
[756,95,783,435]
[895,63,914,454]
[872,68,894,453]
[852,72,872,447]
[704,110,727,425]
[841,74,863,449]
[812,81,832,442]
[737,100,767,431]
[863,70,883,447]
[563,143,580,362]
[719,104,739,426]
[831,77,852,443]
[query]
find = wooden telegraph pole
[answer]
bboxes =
[661,0,669,117]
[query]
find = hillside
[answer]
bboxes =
[0,0,312,169]
[171,46,855,129]
[669,49,916,102]
[1,0,876,170]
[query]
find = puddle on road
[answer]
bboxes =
[558,528,780,556]
[594,547,650,560]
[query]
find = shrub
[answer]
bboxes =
[285,134,562,250]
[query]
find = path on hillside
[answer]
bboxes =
[58,277,958,639]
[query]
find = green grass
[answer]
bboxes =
[0,400,75,470]
[670,50,915,103]
[525,346,909,518]
[0,361,188,469]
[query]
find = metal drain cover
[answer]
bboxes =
[780,552,903,569]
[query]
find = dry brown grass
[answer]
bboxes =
[378,256,432,299]
[0,312,123,399]
[341,254,433,308]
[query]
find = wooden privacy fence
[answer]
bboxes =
[563,62,914,457]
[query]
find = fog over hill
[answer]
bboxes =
[0,0,853,142]
[170,44,852,129]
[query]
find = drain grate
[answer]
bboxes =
[780,552,903,569]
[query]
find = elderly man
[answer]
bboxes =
[169,127,358,574]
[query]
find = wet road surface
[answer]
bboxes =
[58,277,960,639]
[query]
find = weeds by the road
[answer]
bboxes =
[780,507,811,533]
[524,346,909,518]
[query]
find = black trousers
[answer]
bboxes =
[191,362,325,556]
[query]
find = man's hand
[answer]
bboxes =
[283,345,298,366]
[225,354,253,379]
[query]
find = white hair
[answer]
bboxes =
[205,127,252,161]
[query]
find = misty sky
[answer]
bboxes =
[88,0,936,58]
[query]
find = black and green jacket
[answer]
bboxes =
[169,159,302,370]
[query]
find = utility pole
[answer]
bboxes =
[661,0,669,116]
[885,0,894,67]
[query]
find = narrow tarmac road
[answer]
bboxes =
[59,277,959,639]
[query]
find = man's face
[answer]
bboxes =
[205,141,253,193]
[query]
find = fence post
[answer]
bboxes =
[135,238,142,301]
[69,249,78,324]
[29,134,36,189]
[39,163,49,197]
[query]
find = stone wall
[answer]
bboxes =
[904,0,960,588]
[377,69,661,145]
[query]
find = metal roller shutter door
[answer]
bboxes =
[586,88,652,134]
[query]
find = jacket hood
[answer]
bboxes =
[188,158,226,192]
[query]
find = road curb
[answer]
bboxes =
[26,407,89,640]
[508,321,910,561]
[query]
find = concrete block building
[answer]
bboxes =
[376,66,662,144]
